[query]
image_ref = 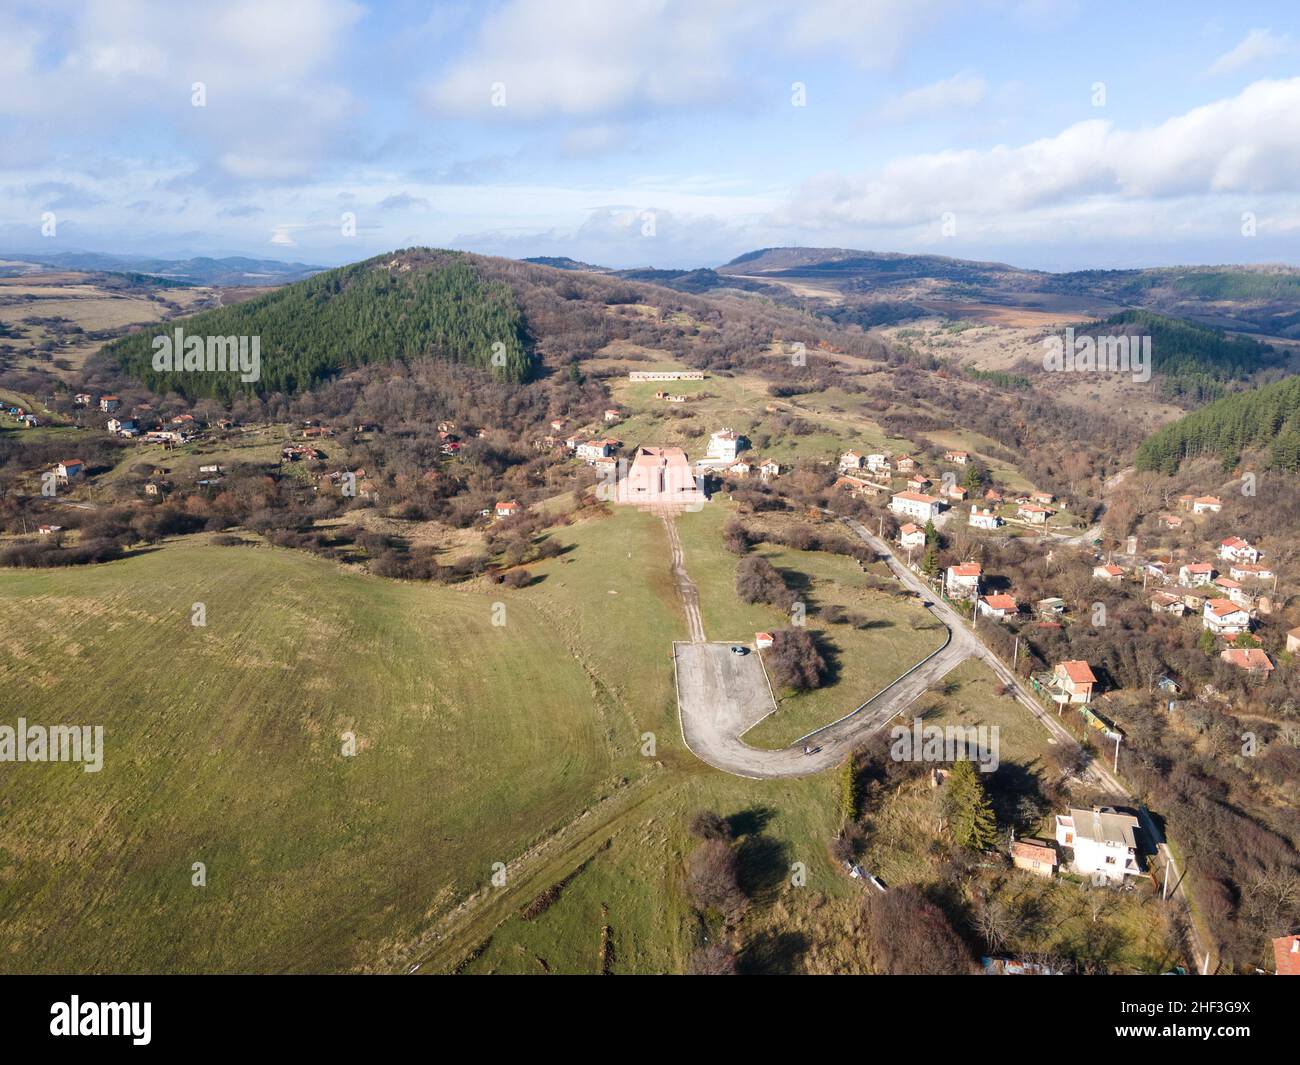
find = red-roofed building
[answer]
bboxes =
[1220,648,1273,675]
[977,594,1018,621]
[898,523,926,551]
[1202,598,1251,636]
[1051,660,1097,704]
[495,500,521,518]
[945,562,982,599]
[1274,934,1300,975]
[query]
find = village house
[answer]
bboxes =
[1218,537,1259,563]
[1178,562,1215,586]
[1010,839,1058,879]
[603,408,621,423]
[757,459,780,481]
[1229,562,1274,581]
[144,481,168,497]
[495,500,521,519]
[1202,598,1252,636]
[1054,807,1143,884]
[1037,597,1066,616]
[1016,503,1052,524]
[549,419,565,432]
[838,451,865,473]
[1049,660,1097,704]
[1286,627,1300,654]
[1214,577,1256,610]
[98,395,120,413]
[37,524,62,535]
[969,507,1002,530]
[894,455,916,474]
[755,632,774,650]
[906,474,932,492]
[984,488,1004,504]
[945,562,982,600]
[726,459,752,478]
[55,459,84,483]
[707,429,748,463]
[576,439,613,463]
[1220,648,1273,675]
[1092,564,1123,583]
[1031,491,1055,505]
[866,453,891,474]
[898,523,927,551]
[74,393,92,406]
[977,593,1018,621]
[1161,513,1184,528]
[890,490,944,522]
[944,449,969,465]
[1150,592,1187,617]
[945,484,968,502]
[1192,495,1223,514]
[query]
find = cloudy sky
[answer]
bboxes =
[3,0,1300,271]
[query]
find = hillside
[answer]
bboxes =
[101,249,534,399]
[1136,373,1300,473]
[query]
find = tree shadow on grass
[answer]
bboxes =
[737,930,810,975]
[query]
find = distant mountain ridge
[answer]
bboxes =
[6,251,323,286]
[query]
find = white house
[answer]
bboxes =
[1192,495,1223,514]
[1017,503,1052,524]
[705,430,747,464]
[757,459,780,482]
[577,439,613,462]
[898,523,927,551]
[890,491,944,522]
[838,450,865,473]
[945,562,982,599]
[1092,564,1123,583]
[865,453,891,474]
[495,500,522,519]
[726,459,752,478]
[977,594,1018,621]
[1230,562,1274,581]
[1049,660,1097,704]
[1218,537,1259,564]
[944,449,970,465]
[1178,562,1216,586]
[1054,807,1143,884]
[1202,598,1251,636]
[55,459,84,483]
[968,507,1001,530]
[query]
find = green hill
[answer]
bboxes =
[102,248,532,400]
[1135,374,1300,473]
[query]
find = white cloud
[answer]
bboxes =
[421,0,949,119]
[783,78,1300,230]
[878,71,988,122]
[1209,28,1295,75]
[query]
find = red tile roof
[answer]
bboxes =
[1058,660,1097,685]
[1275,935,1300,975]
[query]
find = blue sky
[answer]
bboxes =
[3,0,1300,271]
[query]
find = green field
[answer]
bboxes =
[0,505,858,973]
[671,502,947,749]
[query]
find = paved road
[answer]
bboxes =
[669,511,978,777]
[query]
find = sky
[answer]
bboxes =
[3,0,1300,272]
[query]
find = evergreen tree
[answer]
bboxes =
[947,760,998,851]
[1198,627,1217,656]
[921,545,939,577]
[923,518,939,545]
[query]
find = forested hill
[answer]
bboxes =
[103,249,532,400]
[1135,374,1300,474]
[1090,309,1282,401]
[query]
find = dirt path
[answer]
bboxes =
[662,515,705,643]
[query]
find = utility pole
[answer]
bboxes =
[1162,853,1170,901]
[1114,733,1121,773]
